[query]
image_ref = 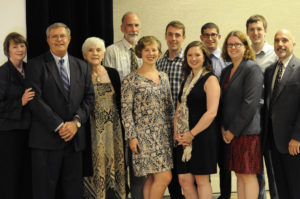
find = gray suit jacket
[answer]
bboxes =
[26,51,94,151]
[263,55,300,153]
[220,60,263,137]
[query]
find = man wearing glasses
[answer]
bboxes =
[200,22,230,199]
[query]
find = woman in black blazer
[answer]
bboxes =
[0,32,35,198]
[81,37,126,199]
[220,31,263,199]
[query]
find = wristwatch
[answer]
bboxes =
[73,118,81,128]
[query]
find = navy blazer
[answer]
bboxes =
[263,55,300,153]
[219,59,263,137]
[0,60,30,131]
[26,51,95,151]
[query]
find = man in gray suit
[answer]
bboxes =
[263,29,300,199]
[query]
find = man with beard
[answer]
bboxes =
[157,20,186,199]
[263,29,300,199]
[246,14,278,199]
[104,12,146,199]
[104,12,142,80]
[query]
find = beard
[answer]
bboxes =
[125,32,139,43]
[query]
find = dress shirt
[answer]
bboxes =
[271,55,293,90]
[255,42,278,73]
[51,51,70,83]
[210,48,227,79]
[104,38,142,80]
[157,50,184,108]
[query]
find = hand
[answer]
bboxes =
[129,138,141,154]
[58,121,78,142]
[177,131,194,146]
[288,139,300,156]
[22,88,35,106]
[223,130,234,144]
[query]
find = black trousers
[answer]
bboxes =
[0,130,31,199]
[31,143,83,199]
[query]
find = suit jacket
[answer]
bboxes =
[219,59,263,136]
[26,51,94,151]
[263,55,300,154]
[0,60,31,131]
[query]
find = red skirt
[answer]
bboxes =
[227,134,262,174]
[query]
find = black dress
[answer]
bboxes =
[176,72,218,175]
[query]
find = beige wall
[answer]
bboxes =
[113,0,300,56]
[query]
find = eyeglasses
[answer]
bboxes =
[227,43,244,48]
[50,34,67,40]
[202,33,218,38]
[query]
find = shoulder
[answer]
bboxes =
[106,40,122,52]
[105,66,120,79]
[243,60,261,72]
[0,61,10,79]
[122,72,136,84]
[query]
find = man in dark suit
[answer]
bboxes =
[26,22,94,199]
[263,29,300,199]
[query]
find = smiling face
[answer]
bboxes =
[165,26,185,53]
[247,21,266,46]
[121,13,141,45]
[274,29,295,61]
[187,46,205,74]
[141,42,160,65]
[83,44,105,67]
[47,26,71,57]
[8,40,27,63]
[227,36,246,62]
[200,28,221,53]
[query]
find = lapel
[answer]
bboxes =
[44,51,69,101]
[266,62,277,109]
[69,55,78,100]
[8,61,25,85]
[272,55,296,105]
[222,60,244,97]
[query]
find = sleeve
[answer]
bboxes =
[228,64,263,136]
[0,66,23,120]
[103,47,116,68]
[121,74,137,140]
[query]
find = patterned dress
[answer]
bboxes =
[121,71,174,177]
[83,83,126,199]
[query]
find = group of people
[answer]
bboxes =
[1,11,300,199]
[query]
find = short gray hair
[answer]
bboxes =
[82,37,106,54]
[46,22,71,38]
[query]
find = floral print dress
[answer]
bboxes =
[121,71,173,176]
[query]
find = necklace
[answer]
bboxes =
[93,72,101,83]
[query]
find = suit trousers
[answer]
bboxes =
[269,123,300,199]
[31,142,83,199]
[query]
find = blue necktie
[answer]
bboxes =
[59,59,70,95]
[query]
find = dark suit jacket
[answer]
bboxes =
[219,59,263,136]
[26,51,94,151]
[263,55,300,154]
[0,60,30,131]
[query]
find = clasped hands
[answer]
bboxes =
[174,131,194,146]
[59,121,78,142]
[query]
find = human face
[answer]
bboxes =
[187,46,205,74]
[200,28,221,53]
[83,44,105,67]
[8,40,26,63]
[121,13,141,44]
[274,29,295,61]
[47,27,71,57]
[227,36,245,62]
[165,26,185,53]
[247,21,266,45]
[141,42,160,65]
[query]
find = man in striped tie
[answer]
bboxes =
[26,22,94,199]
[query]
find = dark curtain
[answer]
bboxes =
[26,0,113,59]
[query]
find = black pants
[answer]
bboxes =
[32,143,83,199]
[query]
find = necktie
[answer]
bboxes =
[270,62,284,109]
[59,59,70,95]
[130,47,138,72]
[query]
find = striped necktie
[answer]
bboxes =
[270,62,284,110]
[59,58,70,95]
[130,47,138,72]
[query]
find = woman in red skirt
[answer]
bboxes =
[219,30,263,199]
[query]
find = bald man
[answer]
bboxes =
[263,29,300,199]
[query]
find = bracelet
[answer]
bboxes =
[189,131,195,138]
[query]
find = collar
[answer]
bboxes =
[210,48,221,59]
[50,51,69,66]
[121,38,134,51]
[163,49,184,60]
[256,42,273,56]
[280,54,293,68]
